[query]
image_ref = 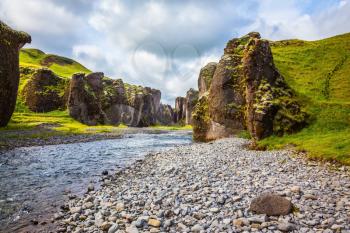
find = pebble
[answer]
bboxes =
[148,219,161,227]
[87,184,94,192]
[191,224,203,232]
[277,222,296,232]
[55,138,350,232]
[107,224,118,233]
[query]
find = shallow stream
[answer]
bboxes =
[0,131,192,232]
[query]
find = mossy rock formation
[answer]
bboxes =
[174,97,186,124]
[193,32,308,141]
[22,68,69,112]
[185,88,199,125]
[68,72,165,127]
[0,21,31,126]
[68,72,106,125]
[157,104,175,125]
[198,62,217,97]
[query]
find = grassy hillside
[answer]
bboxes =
[20,48,91,78]
[2,49,106,134]
[259,33,350,164]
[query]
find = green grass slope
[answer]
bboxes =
[1,48,104,134]
[20,48,91,78]
[259,33,350,164]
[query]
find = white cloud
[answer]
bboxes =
[0,0,80,35]
[1,0,349,105]
[315,0,350,38]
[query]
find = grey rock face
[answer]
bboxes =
[68,74,166,127]
[174,96,186,124]
[157,104,175,125]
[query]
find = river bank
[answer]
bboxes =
[0,131,192,233]
[0,125,191,151]
[56,137,350,232]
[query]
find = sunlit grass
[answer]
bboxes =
[1,111,126,135]
[19,48,91,78]
[259,33,350,164]
[150,124,193,130]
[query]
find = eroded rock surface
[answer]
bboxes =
[174,97,186,124]
[185,88,199,125]
[198,62,217,97]
[157,104,175,125]
[193,32,307,141]
[68,73,106,125]
[68,74,165,127]
[22,69,69,112]
[0,21,31,126]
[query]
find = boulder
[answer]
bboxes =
[192,32,307,141]
[249,193,293,216]
[185,88,199,125]
[22,69,68,112]
[0,21,31,126]
[198,62,217,96]
[68,72,106,125]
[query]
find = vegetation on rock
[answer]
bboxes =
[193,32,307,142]
[0,21,31,126]
[22,68,69,112]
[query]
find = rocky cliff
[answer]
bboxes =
[68,73,106,125]
[193,32,308,141]
[0,21,31,126]
[67,72,166,127]
[173,89,199,125]
[174,97,186,124]
[157,104,175,125]
[22,68,69,112]
[185,88,199,125]
[198,62,217,97]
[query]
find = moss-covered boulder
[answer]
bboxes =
[22,69,68,112]
[0,21,31,126]
[193,32,307,141]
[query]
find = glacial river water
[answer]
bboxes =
[0,131,192,232]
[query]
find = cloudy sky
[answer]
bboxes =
[1,0,349,105]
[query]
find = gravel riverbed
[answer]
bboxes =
[56,137,350,232]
